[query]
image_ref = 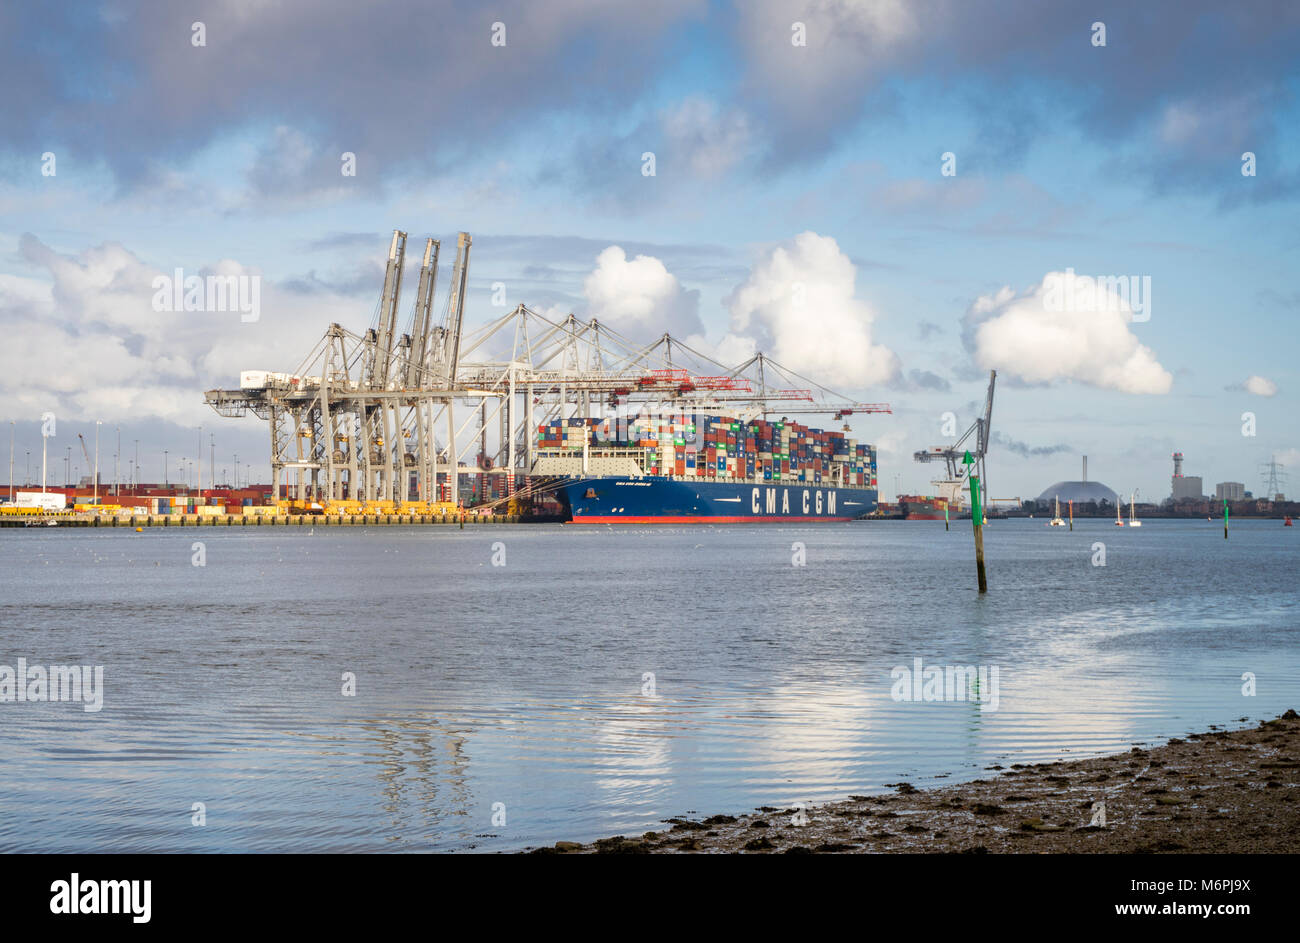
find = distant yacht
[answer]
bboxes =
[1129,491,1142,527]
[1049,495,1066,526]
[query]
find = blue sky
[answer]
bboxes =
[1,0,1296,499]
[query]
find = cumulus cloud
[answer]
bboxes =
[738,0,917,160]
[244,126,367,204]
[2,1,707,191]
[1272,449,1300,475]
[691,331,758,368]
[661,98,754,177]
[962,271,1173,394]
[733,0,1300,195]
[1225,375,1278,397]
[582,246,702,339]
[721,231,899,388]
[0,234,365,426]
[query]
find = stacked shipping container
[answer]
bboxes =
[536,412,877,487]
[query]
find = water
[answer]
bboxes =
[0,518,1295,852]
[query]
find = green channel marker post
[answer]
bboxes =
[964,451,987,594]
[1224,499,1229,539]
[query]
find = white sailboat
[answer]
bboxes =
[1129,490,1142,527]
[1049,495,1066,526]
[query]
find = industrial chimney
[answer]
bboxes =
[1172,451,1184,478]
[1082,455,1087,483]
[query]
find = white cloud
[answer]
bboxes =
[582,246,702,338]
[1272,449,1300,475]
[685,330,758,368]
[737,0,918,123]
[0,234,363,427]
[721,231,898,388]
[661,98,753,177]
[962,271,1173,394]
[1244,375,1277,397]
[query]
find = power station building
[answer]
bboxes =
[1170,451,1204,501]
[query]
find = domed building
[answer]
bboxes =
[1036,456,1119,507]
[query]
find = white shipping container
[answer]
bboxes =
[15,491,66,511]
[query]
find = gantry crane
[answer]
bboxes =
[912,369,996,510]
[204,229,892,513]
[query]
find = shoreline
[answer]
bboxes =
[529,710,1299,854]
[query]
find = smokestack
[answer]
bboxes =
[1172,451,1183,478]
[1082,455,1087,483]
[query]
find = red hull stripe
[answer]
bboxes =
[572,515,855,523]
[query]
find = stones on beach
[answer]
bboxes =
[562,710,1300,854]
[594,836,650,854]
[667,818,707,831]
[1019,818,1062,832]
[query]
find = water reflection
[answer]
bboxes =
[0,520,1295,851]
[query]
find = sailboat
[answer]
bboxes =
[1115,500,1125,526]
[1129,491,1142,527]
[1049,495,1066,526]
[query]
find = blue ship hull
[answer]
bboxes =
[555,476,877,523]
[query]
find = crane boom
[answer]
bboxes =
[407,237,440,387]
[370,230,407,388]
[444,232,471,384]
[912,369,996,510]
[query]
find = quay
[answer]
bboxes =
[0,512,522,528]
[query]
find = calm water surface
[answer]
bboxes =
[0,518,1296,851]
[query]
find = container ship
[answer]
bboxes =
[535,412,878,523]
[898,494,952,520]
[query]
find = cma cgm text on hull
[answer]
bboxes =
[556,477,877,523]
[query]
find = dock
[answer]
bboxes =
[0,512,523,528]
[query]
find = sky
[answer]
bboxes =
[1,0,1297,500]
